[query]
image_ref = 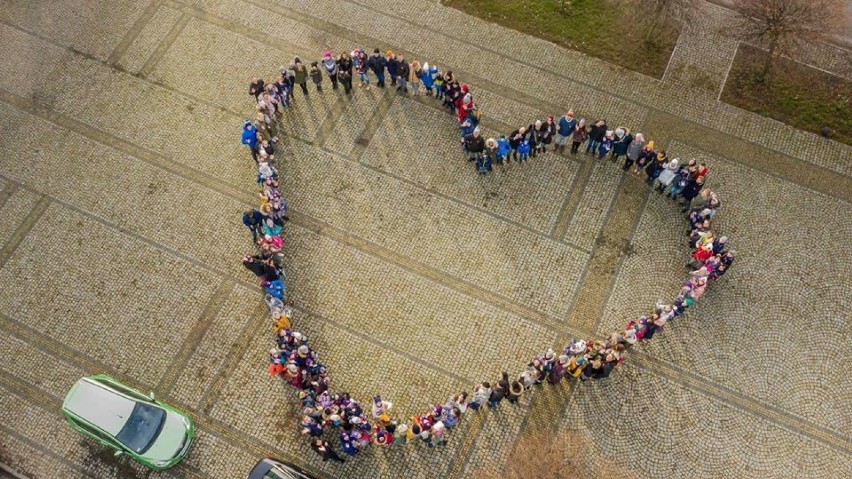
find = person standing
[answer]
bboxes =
[309,61,323,92]
[386,51,398,87]
[570,118,588,155]
[624,133,644,171]
[610,127,632,163]
[241,120,259,162]
[311,437,345,463]
[555,110,577,154]
[396,54,409,92]
[321,50,338,90]
[587,119,607,155]
[367,48,387,87]
[337,52,353,94]
[292,57,309,95]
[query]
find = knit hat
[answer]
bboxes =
[605,130,614,138]
[669,159,679,168]
[297,345,309,358]
[615,127,625,139]
[646,141,655,150]
[544,348,555,361]
[571,340,587,355]
[323,50,332,58]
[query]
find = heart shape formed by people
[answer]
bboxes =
[241,50,733,459]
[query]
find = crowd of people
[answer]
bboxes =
[239,47,736,462]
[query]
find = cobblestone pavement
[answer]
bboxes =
[0,1,850,478]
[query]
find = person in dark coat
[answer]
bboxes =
[385,51,398,86]
[488,372,509,408]
[508,126,528,161]
[242,209,263,242]
[586,119,607,154]
[367,48,387,87]
[610,127,632,163]
[395,55,409,92]
[311,438,345,463]
[463,129,486,162]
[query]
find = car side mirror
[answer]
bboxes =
[114,450,124,458]
[149,392,156,401]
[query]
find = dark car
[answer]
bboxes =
[246,458,317,479]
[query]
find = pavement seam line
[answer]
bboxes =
[0,182,19,212]
[157,279,236,397]
[551,157,595,240]
[625,358,851,455]
[105,0,165,65]
[196,302,267,415]
[138,12,191,78]
[0,196,49,270]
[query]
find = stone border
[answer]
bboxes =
[244,56,734,457]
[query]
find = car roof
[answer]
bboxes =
[64,377,137,435]
[247,459,314,479]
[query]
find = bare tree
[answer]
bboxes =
[474,431,634,479]
[730,0,850,79]
[630,0,700,42]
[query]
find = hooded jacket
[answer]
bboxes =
[241,123,258,149]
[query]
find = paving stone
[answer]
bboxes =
[0,188,41,248]
[562,160,623,250]
[0,0,150,60]
[280,141,589,320]
[167,283,256,409]
[116,5,185,74]
[0,203,220,387]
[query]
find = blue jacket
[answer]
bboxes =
[496,138,511,157]
[265,278,285,299]
[241,123,258,149]
[421,67,437,88]
[557,116,576,137]
[517,139,531,154]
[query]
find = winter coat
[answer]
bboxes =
[241,123,258,149]
[396,60,409,79]
[626,139,644,161]
[386,57,398,77]
[589,123,607,142]
[517,139,532,155]
[421,67,436,88]
[496,138,512,157]
[293,63,308,84]
[338,57,353,75]
[508,129,527,149]
[321,58,338,77]
[597,137,613,156]
[612,133,632,155]
[657,163,679,186]
[557,116,577,137]
[367,54,387,75]
[572,124,589,143]
[309,66,322,85]
[464,134,485,153]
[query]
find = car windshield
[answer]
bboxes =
[115,402,166,454]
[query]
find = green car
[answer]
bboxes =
[62,374,194,470]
